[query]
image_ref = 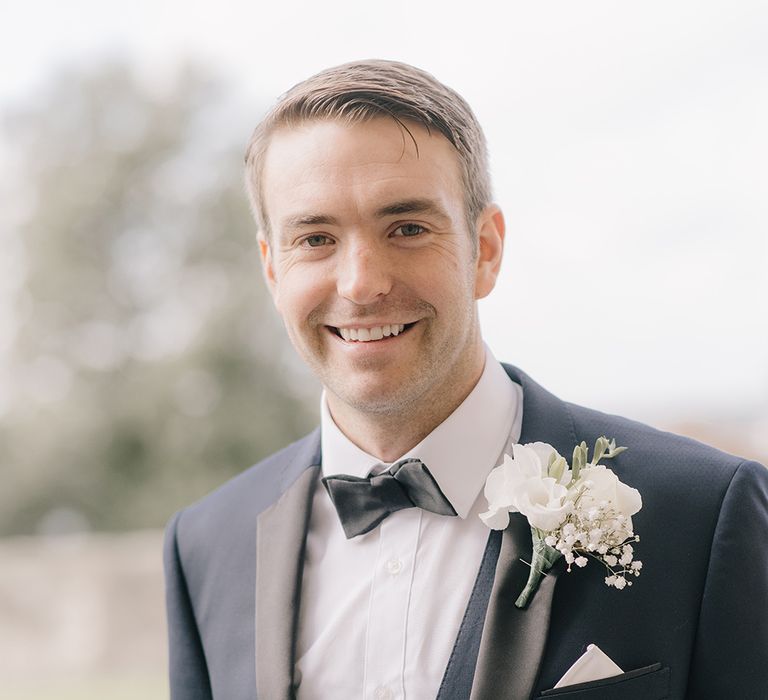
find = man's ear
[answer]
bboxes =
[474,204,505,299]
[257,231,278,303]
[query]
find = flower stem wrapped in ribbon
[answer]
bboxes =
[480,437,642,608]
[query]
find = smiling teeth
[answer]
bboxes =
[338,324,406,342]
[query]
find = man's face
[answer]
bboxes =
[259,117,503,426]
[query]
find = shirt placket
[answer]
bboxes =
[363,508,422,700]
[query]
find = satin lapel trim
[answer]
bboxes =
[255,464,320,700]
[468,364,575,699]
[470,512,563,700]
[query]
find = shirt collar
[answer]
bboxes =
[320,345,523,519]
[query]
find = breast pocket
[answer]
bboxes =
[537,663,670,699]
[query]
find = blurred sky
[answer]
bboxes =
[2,0,767,423]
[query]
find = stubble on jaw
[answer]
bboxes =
[324,351,485,462]
[319,308,485,461]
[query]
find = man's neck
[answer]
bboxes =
[326,359,486,463]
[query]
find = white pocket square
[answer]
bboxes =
[554,643,623,688]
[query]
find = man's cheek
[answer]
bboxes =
[278,292,310,331]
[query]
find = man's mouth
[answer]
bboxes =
[329,322,417,342]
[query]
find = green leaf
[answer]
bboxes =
[515,529,563,608]
[550,455,566,482]
[602,438,628,459]
[572,442,587,481]
[592,436,609,464]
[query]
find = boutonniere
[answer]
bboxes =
[480,436,642,608]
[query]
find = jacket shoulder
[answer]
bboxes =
[560,400,758,542]
[170,427,320,545]
[565,400,747,475]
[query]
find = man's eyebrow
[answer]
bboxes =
[374,198,450,221]
[281,213,340,230]
[280,198,450,231]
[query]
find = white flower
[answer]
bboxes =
[573,464,642,537]
[478,452,526,529]
[515,476,570,530]
[478,504,513,530]
[527,442,572,486]
[479,443,571,531]
[479,435,643,607]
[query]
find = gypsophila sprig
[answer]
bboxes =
[480,436,642,608]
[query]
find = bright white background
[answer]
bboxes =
[2,0,766,425]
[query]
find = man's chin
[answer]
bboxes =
[325,379,422,417]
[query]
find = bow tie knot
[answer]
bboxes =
[322,458,457,539]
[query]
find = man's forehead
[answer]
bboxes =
[263,117,460,174]
[262,117,465,230]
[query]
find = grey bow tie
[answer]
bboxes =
[322,458,457,539]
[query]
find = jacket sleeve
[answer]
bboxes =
[687,459,768,698]
[163,509,214,700]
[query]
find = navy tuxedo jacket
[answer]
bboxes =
[164,365,768,699]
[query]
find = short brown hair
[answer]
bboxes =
[244,59,492,247]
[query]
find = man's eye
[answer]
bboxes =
[302,234,331,247]
[394,223,426,237]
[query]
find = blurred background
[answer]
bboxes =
[1,1,766,697]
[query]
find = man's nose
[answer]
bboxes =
[336,242,393,305]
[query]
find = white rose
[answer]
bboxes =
[514,476,570,531]
[574,465,642,534]
[479,443,570,531]
[526,442,572,486]
[479,452,527,530]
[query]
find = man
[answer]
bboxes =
[164,60,768,699]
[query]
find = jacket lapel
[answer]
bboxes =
[252,366,577,699]
[469,365,578,699]
[470,514,563,699]
[255,443,321,700]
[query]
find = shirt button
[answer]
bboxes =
[373,686,393,700]
[385,558,403,575]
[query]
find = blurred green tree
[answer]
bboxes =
[0,62,318,535]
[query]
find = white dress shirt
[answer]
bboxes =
[295,348,523,700]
